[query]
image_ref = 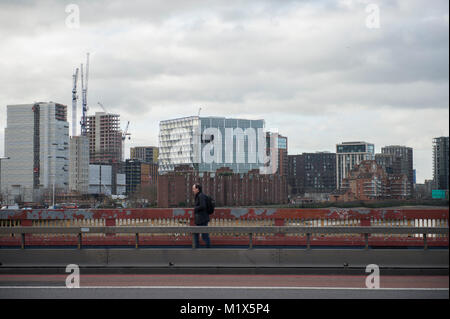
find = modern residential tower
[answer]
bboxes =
[1,102,69,203]
[288,152,337,197]
[381,145,414,195]
[433,136,449,190]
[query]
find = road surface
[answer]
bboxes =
[0,274,448,299]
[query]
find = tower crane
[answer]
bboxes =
[71,68,79,137]
[80,52,90,136]
[122,121,131,161]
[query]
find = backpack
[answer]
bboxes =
[205,194,215,215]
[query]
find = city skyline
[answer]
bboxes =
[0,0,448,184]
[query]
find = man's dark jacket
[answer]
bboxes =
[194,192,210,225]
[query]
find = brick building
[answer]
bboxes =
[330,160,411,202]
[336,141,375,189]
[157,165,288,207]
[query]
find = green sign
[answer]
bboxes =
[432,190,447,199]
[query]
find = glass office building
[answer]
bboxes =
[159,116,268,174]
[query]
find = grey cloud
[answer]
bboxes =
[0,0,448,183]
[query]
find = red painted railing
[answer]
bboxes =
[0,207,448,247]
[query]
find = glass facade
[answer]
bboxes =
[337,144,370,153]
[278,137,287,150]
[158,116,199,173]
[159,116,267,174]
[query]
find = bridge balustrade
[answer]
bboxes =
[0,208,448,248]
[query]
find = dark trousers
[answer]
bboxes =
[194,221,211,248]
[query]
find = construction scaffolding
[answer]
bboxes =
[86,112,122,164]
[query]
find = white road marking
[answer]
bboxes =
[0,286,448,291]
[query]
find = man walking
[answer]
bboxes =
[192,184,211,248]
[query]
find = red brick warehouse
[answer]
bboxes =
[157,165,288,207]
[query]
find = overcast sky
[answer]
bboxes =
[0,0,448,183]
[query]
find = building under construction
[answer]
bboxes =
[86,112,122,164]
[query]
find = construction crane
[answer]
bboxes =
[122,121,131,161]
[80,52,90,136]
[71,67,79,137]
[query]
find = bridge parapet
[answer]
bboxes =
[0,208,448,248]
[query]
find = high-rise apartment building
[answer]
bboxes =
[375,153,395,174]
[1,102,69,202]
[303,152,336,193]
[433,136,449,190]
[288,154,304,195]
[288,152,336,196]
[336,141,375,189]
[86,112,122,164]
[381,145,414,194]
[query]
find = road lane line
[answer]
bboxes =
[0,286,448,290]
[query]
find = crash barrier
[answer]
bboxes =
[0,208,448,247]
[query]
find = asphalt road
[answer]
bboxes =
[0,286,448,299]
[0,274,448,299]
